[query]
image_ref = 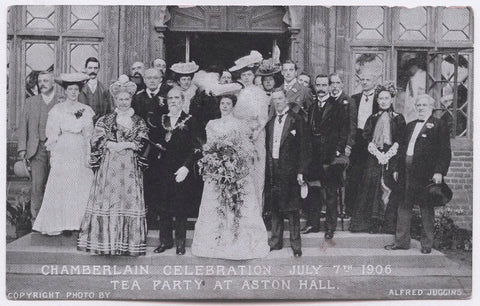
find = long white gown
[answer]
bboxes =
[191,115,269,259]
[33,101,95,235]
[232,85,270,209]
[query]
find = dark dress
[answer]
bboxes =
[350,111,406,233]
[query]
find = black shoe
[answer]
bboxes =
[301,226,320,234]
[384,244,408,251]
[421,247,432,254]
[176,245,186,255]
[270,246,282,251]
[154,243,173,253]
[293,249,302,257]
[324,230,334,240]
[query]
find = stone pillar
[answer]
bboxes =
[288,27,302,67]
[122,6,151,74]
[151,6,168,62]
[304,6,330,76]
[334,7,351,89]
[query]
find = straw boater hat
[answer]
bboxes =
[256,58,282,76]
[229,50,263,72]
[54,72,89,87]
[170,61,200,75]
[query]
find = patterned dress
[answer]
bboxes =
[77,110,149,256]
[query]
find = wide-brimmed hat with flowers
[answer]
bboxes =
[170,61,200,75]
[54,72,89,87]
[109,74,137,97]
[256,58,282,76]
[229,50,263,72]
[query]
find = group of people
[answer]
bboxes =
[18,49,451,259]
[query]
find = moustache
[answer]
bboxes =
[88,72,97,76]
[316,89,327,94]
[39,85,47,89]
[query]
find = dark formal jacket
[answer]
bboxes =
[131,88,169,129]
[280,80,314,120]
[399,115,451,189]
[78,81,111,123]
[332,91,357,151]
[363,110,406,174]
[265,109,309,212]
[190,90,220,130]
[351,91,380,119]
[149,111,202,215]
[307,96,349,165]
[17,93,59,159]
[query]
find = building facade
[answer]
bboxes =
[6,5,473,229]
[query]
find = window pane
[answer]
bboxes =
[25,42,55,98]
[398,7,427,40]
[355,7,385,40]
[396,51,427,123]
[442,8,471,41]
[25,6,55,29]
[70,6,100,30]
[69,43,99,73]
[353,52,384,94]
[439,54,469,137]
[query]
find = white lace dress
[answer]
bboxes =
[33,101,95,235]
[191,116,269,259]
[232,85,270,209]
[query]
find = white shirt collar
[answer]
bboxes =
[276,106,290,117]
[41,91,55,104]
[147,86,161,97]
[363,89,375,97]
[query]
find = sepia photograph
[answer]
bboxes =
[2,0,475,303]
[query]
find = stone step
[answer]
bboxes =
[8,234,447,268]
[30,228,392,251]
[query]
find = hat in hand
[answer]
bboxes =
[14,159,31,179]
[423,181,453,207]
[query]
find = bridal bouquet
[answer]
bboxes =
[198,130,254,239]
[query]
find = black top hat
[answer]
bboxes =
[423,181,453,207]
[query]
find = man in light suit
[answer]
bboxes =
[17,71,59,222]
[385,94,451,254]
[78,57,111,123]
[279,60,314,120]
[265,88,308,257]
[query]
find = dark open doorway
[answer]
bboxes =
[165,31,289,70]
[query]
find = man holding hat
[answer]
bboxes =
[17,71,59,223]
[385,94,451,254]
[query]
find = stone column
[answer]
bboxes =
[151,6,168,62]
[122,6,151,74]
[304,6,330,76]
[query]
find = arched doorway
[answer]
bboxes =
[164,6,290,69]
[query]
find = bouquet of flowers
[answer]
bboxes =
[197,130,254,239]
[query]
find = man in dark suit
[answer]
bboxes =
[266,88,308,257]
[78,57,111,123]
[345,73,380,217]
[149,88,202,255]
[17,71,59,222]
[385,94,451,254]
[132,68,171,229]
[278,60,314,120]
[303,74,349,239]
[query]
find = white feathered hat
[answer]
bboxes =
[229,50,263,72]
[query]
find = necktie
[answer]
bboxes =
[278,114,284,123]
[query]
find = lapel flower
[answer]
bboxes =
[290,129,297,136]
[343,100,349,105]
[426,123,434,128]
[292,87,298,93]
[74,108,85,119]
[421,134,427,138]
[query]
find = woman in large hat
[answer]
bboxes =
[229,51,270,209]
[256,58,283,96]
[33,73,95,236]
[170,61,200,114]
[78,75,149,256]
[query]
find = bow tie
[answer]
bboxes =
[277,113,285,123]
